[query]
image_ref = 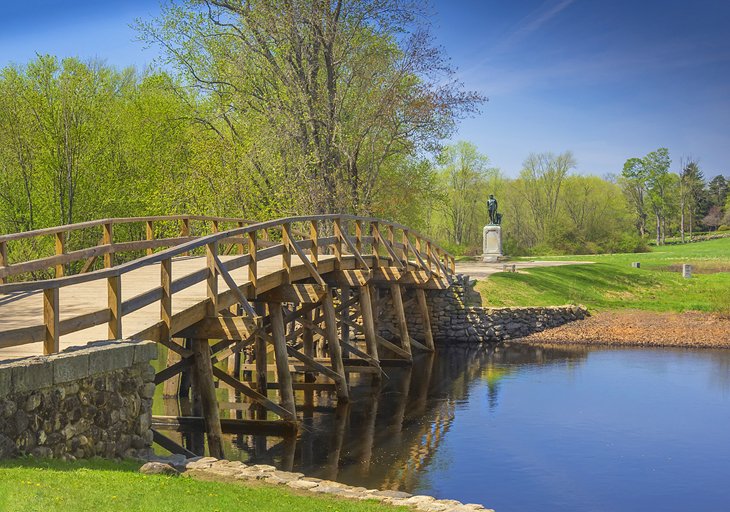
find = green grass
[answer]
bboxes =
[477,237,730,313]
[0,458,404,512]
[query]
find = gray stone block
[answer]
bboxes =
[53,352,90,384]
[88,343,135,374]
[12,358,53,393]
[133,340,159,363]
[0,364,12,398]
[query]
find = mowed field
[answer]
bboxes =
[476,237,730,313]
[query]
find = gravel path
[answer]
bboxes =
[518,310,730,349]
[455,259,593,279]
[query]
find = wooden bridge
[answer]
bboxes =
[0,215,455,457]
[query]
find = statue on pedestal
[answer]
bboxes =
[483,193,503,262]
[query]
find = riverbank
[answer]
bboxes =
[517,310,730,348]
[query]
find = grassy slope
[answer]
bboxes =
[0,458,404,512]
[476,238,730,312]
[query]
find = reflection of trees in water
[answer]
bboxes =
[156,342,591,491]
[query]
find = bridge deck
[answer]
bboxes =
[0,254,337,360]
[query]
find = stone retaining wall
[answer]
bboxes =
[377,276,589,343]
[0,340,158,460]
[142,455,494,512]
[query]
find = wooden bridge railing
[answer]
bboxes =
[0,214,455,356]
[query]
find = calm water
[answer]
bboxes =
[162,344,730,512]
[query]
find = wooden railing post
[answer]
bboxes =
[212,220,219,233]
[108,274,122,339]
[402,229,409,269]
[387,225,395,265]
[0,240,6,284]
[160,258,172,342]
[310,220,319,268]
[145,220,154,256]
[43,287,59,355]
[237,222,245,255]
[415,236,422,270]
[181,217,190,256]
[355,220,362,254]
[206,241,218,316]
[282,222,292,284]
[247,230,257,296]
[102,222,113,268]
[371,221,380,268]
[54,231,65,277]
[333,217,343,269]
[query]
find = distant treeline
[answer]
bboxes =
[0,1,727,258]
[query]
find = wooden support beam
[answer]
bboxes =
[107,274,122,339]
[282,222,292,283]
[321,292,349,402]
[258,283,327,303]
[162,338,183,398]
[254,302,267,403]
[285,345,340,381]
[359,285,380,361]
[177,315,258,340]
[248,231,257,296]
[390,284,412,357]
[43,287,59,355]
[206,242,218,316]
[192,339,224,458]
[152,416,297,436]
[160,258,172,342]
[322,269,371,288]
[342,317,411,360]
[269,303,297,420]
[151,428,196,458]
[212,366,295,421]
[416,288,435,351]
[212,253,256,317]
[333,218,343,268]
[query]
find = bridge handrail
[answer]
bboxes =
[0,214,454,354]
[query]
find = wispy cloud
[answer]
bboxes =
[494,0,578,54]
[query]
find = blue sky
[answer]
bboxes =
[1,0,728,177]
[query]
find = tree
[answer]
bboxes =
[679,158,704,240]
[436,141,500,246]
[703,206,724,231]
[519,151,576,239]
[620,157,649,238]
[137,0,483,216]
[707,175,728,209]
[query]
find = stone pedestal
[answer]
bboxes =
[482,225,503,263]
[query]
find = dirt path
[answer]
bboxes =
[455,259,593,279]
[519,310,730,349]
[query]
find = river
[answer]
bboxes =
[161,343,730,512]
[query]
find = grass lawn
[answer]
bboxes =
[476,237,730,313]
[0,458,404,512]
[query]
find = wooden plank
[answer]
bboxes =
[206,242,218,317]
[43,288,59,355]
[285,225,325,286]
[285,345,340,381]
[248,231,257,295]
[343,317,411,360]
[212,253,256,317]
[282,222,292,284]
[310,220,318,268]
[322,269,371,287]
[0,240,7,284]
[192,339,224,458]
[107,275,122,339]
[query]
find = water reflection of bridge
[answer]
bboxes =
[159,343,590,491]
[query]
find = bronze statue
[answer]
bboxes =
[487,194,500,225]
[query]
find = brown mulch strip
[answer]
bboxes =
[519,310,730,349]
